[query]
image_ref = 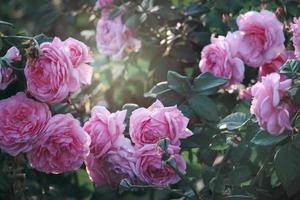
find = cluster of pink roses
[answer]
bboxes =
[84,100,192,187]
[95,0,141,59]
[0,46,21,90]
[200,10,300,135]
[0,36,94,173]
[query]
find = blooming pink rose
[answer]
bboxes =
[199,34,245,88]
[290,17,300,59]
[27,114,91,174]
[95,0,113,9]
[85,137,137,188]
[64,38,93,85]
[84,106,127,158]
[0,65,16,90]
[130,100,192,147]
[25,37,80,104]
[0,92,51,156]
[251,73,292,135]
[258,51,295,80]
[4,46,21,62]
[134,144,186,186]
[235,10,285,67]
[96,12,141,59]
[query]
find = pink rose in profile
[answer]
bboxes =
[25,37,80,104]
[4,46,21,62]
[27,114,91,174]
[199,34,245,88]
[96,12,141,59]
[290,17,300,59]
[235,10,285,67]
[258,51,295,80]
[64,38,93,85]
[0,65,16,90]
[251,73,292,135]
[85,137,137,188]
[0,92,51,156]
[95,0,113,9]
[84,106,127,158]
[134,144,186,186]
[129,100,192,147]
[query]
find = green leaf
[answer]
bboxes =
[188,94,218,121]
[218,112,248,130]
[125,15,139,29]
[193,72,227,95]
[0,20,14,27]
[144,81,168,98]
[197,148,217,166]
[274,143,300,196]
[229,166,252,186]
[157,89,185,106]
[109,8,121,19]
[209,176,225,193]
[141,0,154,10]
[222,195,254,200]
[280,59,300,78]
[167,71,191,96]
[251,130,289,146]
[185,4,208,16]
[294,115,300,129]
[289,87,300,106]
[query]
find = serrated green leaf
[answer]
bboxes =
[125,15,139,29]
[251,130,289,146]
[218,112,248,130]
[280,59,300,78]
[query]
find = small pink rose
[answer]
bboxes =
[27,114,91,174]
[251,73,292,135]
[129,100,192,147]
[290,17,300,60]
[235,10,285,67]
[84,106,127,158]
[0,92,51,156]
[199,33,245,88]
[0,65,16,90]
[134,144,186,186]
[25,37,80,104]
[4,46,21,62]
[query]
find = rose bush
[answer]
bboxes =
[3,1,300,200]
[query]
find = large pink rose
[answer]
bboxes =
[3,46,21,62]
[85,137,137,188]
[199,33,245,88]
[96,12,141,59]
[129,100,192,147]
[235,10,285,67]
[63,37,93,85]
[25,37,80,104]
[27,114,91,174]
[0,65,16,90]
[251,73,292,135]
[134,144,186,186]
[95,0,113,8]
[0,92,51,156]
[291,17,300,59]
[84,106,127,158]
[258,51,295,80]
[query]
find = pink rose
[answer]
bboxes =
[251,73,292,135]
[25,37,80,104]
[0,92,51,156]
[290,17,300,59]
[0,65,16,90]
[129,100,192,147]
[95,0,113,9]
[84,106,127,158]
[235,10,285,67]
[258,51,295,80]
[64,37,93,85]
[3,46,21,62]
[134,144,186,186]
[96,12,141,59]
[199,34,245,88]
[85,137,137,188]
[27,114,91,174]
